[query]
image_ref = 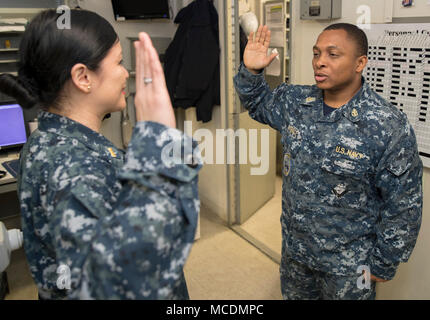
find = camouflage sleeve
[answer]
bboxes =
[48,121,201,299]
[233,62,289,132]
[370,118,423,280]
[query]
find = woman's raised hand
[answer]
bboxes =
[134,32,176,128]
[243,25,278,74]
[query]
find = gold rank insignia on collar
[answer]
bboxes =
[305,97,316,103]
[288,125,299,138]
[351,108,358,117]
[108,147,117,158]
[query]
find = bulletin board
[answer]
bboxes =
[362,24,430,168]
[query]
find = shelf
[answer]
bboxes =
[0,72,18,76]
[0,8,43,20]
[0,182,17,194]
[0,14,25,89]
[0,30,24,34]
[0,59,18,64]
[0,71,18,77]
[0,48,18,52]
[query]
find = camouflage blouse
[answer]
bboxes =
[234,63,423,280]
[17,111,201,299]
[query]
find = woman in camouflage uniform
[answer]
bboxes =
[0,9,201,299]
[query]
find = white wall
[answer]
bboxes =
[393,0,430,18]
[289,0,430,299]
[178,0,229,222]
[178,107,229,221]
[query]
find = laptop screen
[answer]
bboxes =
[0,104,27,149]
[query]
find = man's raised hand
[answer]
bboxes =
[243,25,279,75]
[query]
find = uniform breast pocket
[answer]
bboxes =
[320,156,369,210]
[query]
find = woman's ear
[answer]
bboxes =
[356,55,368,73]
[70,63,92,93]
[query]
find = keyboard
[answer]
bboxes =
[2,159,19,178]
[0,153,20,185]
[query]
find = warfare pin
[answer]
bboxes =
[333,183,348,197]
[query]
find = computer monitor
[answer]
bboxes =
[111,0,170,20]
[0,103,27,150]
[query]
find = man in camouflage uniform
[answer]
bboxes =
[234,23,423,299]
[18,111,201,299]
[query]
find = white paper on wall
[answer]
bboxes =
[264,2,284,47]
[362,24,430,167]
[266,48,281,76]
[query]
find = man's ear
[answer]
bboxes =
[356,55,368,73]
[70,63,92,93]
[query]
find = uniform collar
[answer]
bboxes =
[300,77,369,123]
[37,111,122,160]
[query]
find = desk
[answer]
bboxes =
[0,152,19,194]
[0,152,20,222]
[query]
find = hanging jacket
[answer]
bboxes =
[164,0,220,123]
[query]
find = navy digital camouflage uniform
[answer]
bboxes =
[17,111,201,299]
[234,63,423,300]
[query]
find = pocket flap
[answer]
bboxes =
[386,154,412,177]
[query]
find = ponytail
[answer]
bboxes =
[0,73,39,109]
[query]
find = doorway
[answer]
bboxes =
[219,0,292,265]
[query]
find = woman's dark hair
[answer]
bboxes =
[0,9,118,109]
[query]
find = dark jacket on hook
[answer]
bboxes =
[164,0,220,123]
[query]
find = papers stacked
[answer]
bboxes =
[0,18,27,33]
